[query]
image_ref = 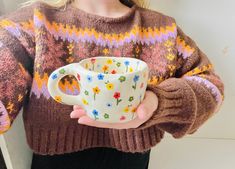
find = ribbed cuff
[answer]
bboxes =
[138,77,197,138]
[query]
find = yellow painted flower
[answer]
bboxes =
[124,106,129,113]
[85,63,89,69]
[106,83,114,90]
[129,67,133,72]
[55,96,62,103]
[106,59,113,64]
[82,98,88,105]
[166,53,175,61]
[131,107,137,113]
[102,65,109,72]
[93,86,101,94]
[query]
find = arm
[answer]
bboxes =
[138,26,225,138]
[0,6,35,134]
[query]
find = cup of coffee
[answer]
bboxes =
[47,56,149,123]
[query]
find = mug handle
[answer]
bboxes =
[47,63,83,106]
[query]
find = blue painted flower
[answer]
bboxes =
[106,103,112,107]
[133,75,140,82]
[92,109,99,116]
[87,75,92,82]
[97,73,104,80]
[124,60,130,66]
[52,74,58,79]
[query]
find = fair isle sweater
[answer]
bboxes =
[0,1,224,155]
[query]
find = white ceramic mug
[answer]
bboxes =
[47,56,149,123]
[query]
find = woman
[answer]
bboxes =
[0,0,224,169]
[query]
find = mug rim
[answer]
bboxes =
[76,56,149,76]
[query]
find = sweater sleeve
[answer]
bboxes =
[138,25,225,138]
[0,5,35,134]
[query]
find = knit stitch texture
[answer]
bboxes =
[0,1,224,155]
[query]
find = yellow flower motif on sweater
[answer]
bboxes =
[164,40,173,48]
[106,83,114,90]
[148,76,158,86]
[135,46,140,53]
[103,48,109,55]
[168,64,176,71]
[18,94,23,102]
[6,102,14,114]
[55,96,62,103]
[166,53,175,61]
[66,56,74,63]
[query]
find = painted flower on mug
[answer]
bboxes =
[93,86,101,100]
[106,83,114,90]
[104,113,109,119]
[118,76,126,83]
[52,74,58,79]
[92,109,99,120]
[106,103,112,107]
[132,75,140,89]
[124,60,130,72]
[77,73,81,81]
[128,96,134,102]
[113,92,122,105]
[102,65,109,74]
[82,98,88,105]
[106,59,113,64]
[116,62,121,67]
[87,75,92,82]
[97,73,104,80]
[55,95,62,103]
[91,58,96,70]
[111,70,117,74]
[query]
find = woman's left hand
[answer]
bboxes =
[70,90,158,129]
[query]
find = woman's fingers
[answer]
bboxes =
[70,109,86,118]
[73,105,83,110]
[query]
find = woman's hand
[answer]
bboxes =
[70,90,159,129]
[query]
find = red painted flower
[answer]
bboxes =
[111,70,117,74]
[77,73,80,81]
[113,92,120,99]
[91,58,96,64]
[140,82,144,88]
[120,116,126,121]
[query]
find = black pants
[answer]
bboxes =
[31,147,151,169]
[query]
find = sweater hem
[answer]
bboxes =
[23,120,164,155]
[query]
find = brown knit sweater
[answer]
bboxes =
[0,1,225,155]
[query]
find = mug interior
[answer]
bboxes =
[79,57,146,75]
